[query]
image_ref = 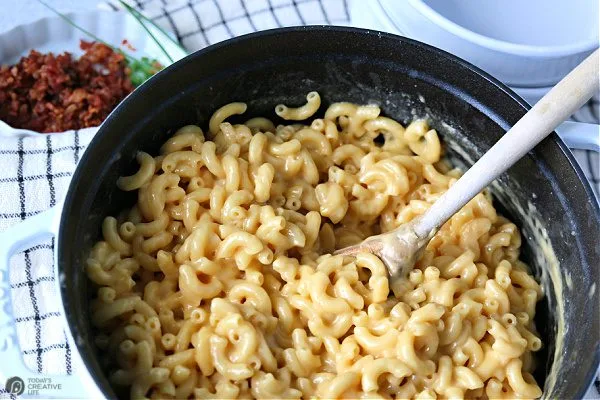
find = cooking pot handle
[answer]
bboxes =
[0,207,92,399]
[557,121,600,152]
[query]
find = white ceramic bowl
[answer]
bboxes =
[350,0,599,87]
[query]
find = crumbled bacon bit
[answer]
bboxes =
[0,40,134,132]
[122,39,137,52]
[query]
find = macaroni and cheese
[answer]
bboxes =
[87,92,543,399]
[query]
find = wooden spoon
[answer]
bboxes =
[335,49,599,279]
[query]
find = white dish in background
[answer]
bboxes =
[350,0,598,87]
[0,10,188,137]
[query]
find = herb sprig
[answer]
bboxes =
[38,0,176,86]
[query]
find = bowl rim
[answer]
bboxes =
[379,0,600,56]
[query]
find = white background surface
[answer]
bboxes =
[0,0,101,33]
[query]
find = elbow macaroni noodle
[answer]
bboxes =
[87,92,544,399]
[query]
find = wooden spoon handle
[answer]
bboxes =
[414,48,600,238]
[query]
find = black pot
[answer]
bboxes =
[58,27,599,398]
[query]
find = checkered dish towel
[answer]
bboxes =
[0,0,598,397]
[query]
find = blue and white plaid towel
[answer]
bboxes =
[0,0,598,398]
